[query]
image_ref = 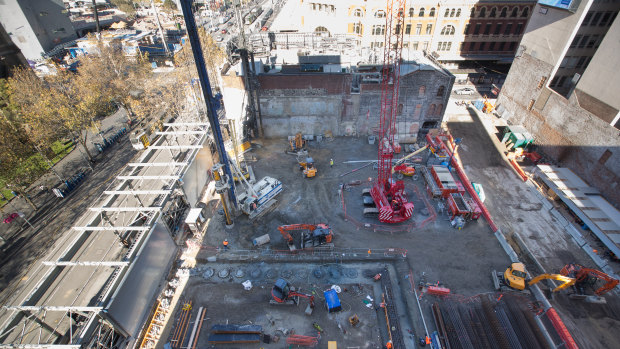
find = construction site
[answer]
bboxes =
[1,1,620,349]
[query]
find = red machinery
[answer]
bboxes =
[561,263,619,297]
[278,223,333,250]
[367,0,414,223]
[271,278,315,314]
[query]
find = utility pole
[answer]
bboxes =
[91,0,101,33]
[151,0,171,55]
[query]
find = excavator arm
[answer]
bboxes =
[391,145,428,174]
[561,263,619,296]
[278,224,318,245]
[529,274,576,292]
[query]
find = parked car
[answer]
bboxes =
[216,35,224,42]
[221,29,228,34]
[454,87,476,95]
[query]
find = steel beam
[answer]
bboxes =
[127,162,188,167]
[155,131,206,135]
[72,226,150,231]
[117,175,180,180]
[163,122,209,126]
[143,145,203,150]
[4,306,103,312]
[103,190,171,195]
[41,261,129,267]
[88,207,161,212]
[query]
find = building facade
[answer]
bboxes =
[496,0,620,205]
[0,0,77,61]
[271,0,536,66]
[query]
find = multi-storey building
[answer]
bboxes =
[496,0,620,204]
[0,0,77,61]
[271,0,536,67]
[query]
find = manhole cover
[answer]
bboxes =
[202,268,214,279]
[328,266,341,278]
[250,269,261,278]
[235,269,245,278]
[265,269,275,279]
[218,269,230,278]
[313,268,323,279]
[280,270,293,278]
[296,269,308,279]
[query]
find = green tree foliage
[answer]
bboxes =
[162,0,177,13]
[110,0,137,16]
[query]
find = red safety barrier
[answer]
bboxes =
[427,286,450,296]
[509,159,528,182]
[426,133,499,233]
[546,308,579,349]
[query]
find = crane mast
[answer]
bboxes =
[369,0,414,223]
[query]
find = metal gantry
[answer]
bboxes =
[0,117,211,348]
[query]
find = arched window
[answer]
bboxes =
[450,9,455,17]
[521,7,529,17]
[409,7,414,17]
[436,104,443,115]
[456,9,461,17]
[500,7,507,17]
[375,10,385,18]
[429,7,435,17]
[353,23,363,34]
[479,7,486,17]
[418,86,426,97]
[428,104,436,116]
[353,8,363,17]
[441,25,455,35]
[445,8,450,17]
[315,26,330,36]
[419,7,425,16]
[372,25,385,35]
[489,7,497,18]
[510,7,518,17]
[470,7,475,17]
[437,86,445,97]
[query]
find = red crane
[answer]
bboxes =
[369,0,414,223]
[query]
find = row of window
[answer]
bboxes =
[461,41,518,53]
[436,42,452,51]
[581,11,617,27]
[559,56,593,70]
[310,3,335,13]
[402,42,430,51]
[474,6,529,19]
[570,34,602,49]
[464,22,524,36]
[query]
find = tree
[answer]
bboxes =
[162,0,177,13]
[109,0,137,16]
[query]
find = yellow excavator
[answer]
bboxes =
[492,262,575,292]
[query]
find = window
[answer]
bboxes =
[372,25,385,35]
[509,41,516,51]
[353,9,363,17]
[412,42,419,50]
[315,26,329,34]
[437,86,445,97]
[415,24,422,35]
[429,7,435,17]
[484,23,492,35]
[489,42,496,51]
[599,12,612,26]
[403,42,409,48]
[428,104,436,115]
[409,7,415,17]
[579,35,589,48]
[423,41,429,50]
[414,104,422,118]
[450,9,456,17]
[464,24,470,34]
[586,35,598,48]
[570,35,581,48]
[479,42,486,51]
[418,86,426,97]
[426,24,432,34]
[549,76,559,87]
[445,8,450,17]
[395,24,401,34]
[405,24,412,34]
[456,9,461,17]
[471,7,475,17]
[370,42,384,48]
[375,10,385,18]
[419,7,425,16]
[436,104,443,116]
[441,25,455,35]
[559,56,569,68]
[489,7,497,18]
[352,23,363,34]
[510,7,518,17]
[504,23,512,35]
[590,12,602,26]
[494,24,502,35]
[582,12,592,26]
[499,41,505,51]
[474,23,481,34]
[557,76,567,87]
[460,42,465,51]
[521,7,529,17]
[576,56,587,68]
[515,23,523,35]
[500,7,507,18]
